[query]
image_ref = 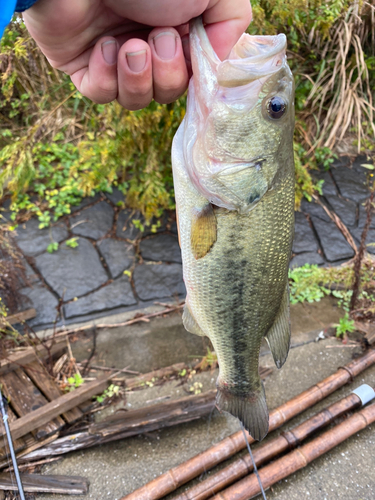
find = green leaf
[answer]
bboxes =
[47,241,59,253]
[66,237,79,248]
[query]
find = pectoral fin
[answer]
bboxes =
[182,304,206,337]
[191,203,217,259]
[265,284,291,369]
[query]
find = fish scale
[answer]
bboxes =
[172,17,295,441]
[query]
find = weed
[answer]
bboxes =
[289,261,375,324]
[195,347,218,371]
[189,382,203,395]
[315,147,338,171]
[132,219,145,233]
[66,373,84,391]
[335,313,356,338]
[96,384,120,403]
[47,241,59,253]
[66,237,79,249]
[288,264,331,304]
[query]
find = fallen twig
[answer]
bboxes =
[313,195,358,254]
[77,364,140,376]
[53,303,185,338]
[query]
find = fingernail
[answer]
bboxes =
[126,49,147,73]
[153,32,177,60]
[101,40,117,65]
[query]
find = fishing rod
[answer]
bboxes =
[0,386,26,500]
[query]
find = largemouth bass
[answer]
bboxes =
[172,17,295,441]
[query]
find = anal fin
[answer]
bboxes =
[265,284,291,369]
[182,304,206,337]
[191,203,217,259]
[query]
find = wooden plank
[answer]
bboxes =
[24,360,83,424]
[0,406,26,459]
[0,434,58,470]
[0,473,89,494]
[0,337,67,375]
[0,370,64,439]
[20,391,218,460]
[92,390,217,440]
[0,375,110,441]
[0,309,36,325]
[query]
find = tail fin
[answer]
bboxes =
[216,383,269,441]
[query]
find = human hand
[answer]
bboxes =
[23,0,252,110]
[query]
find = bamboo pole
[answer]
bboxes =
[213,402,375,500]
[172,388,371,500]
[120,348,375,500]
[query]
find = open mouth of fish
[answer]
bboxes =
[183,18,293,214]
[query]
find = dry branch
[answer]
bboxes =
[57,303,184,337]
[313,195,358,255]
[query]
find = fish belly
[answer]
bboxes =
[172,123,294,439]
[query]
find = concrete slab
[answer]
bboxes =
[34,301,373,500]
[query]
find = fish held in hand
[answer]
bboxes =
[172,17,295,441]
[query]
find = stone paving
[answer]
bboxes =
[1,155,374,330]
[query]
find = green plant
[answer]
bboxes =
[96,384,120,403]
[288,264,331,304]
[132,219,145,233]
[1,2,374,221]
[47,241,59,253]
[196,347,218,371]
[67,373,84,391]
[288,261,375,321]
[335,313,356,338]
[66,237,79,249]
[189,381,203,395]
[315,147,338,171]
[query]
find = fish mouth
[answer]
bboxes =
[190,17,287,88]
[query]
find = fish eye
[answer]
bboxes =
[267,96,287,119]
